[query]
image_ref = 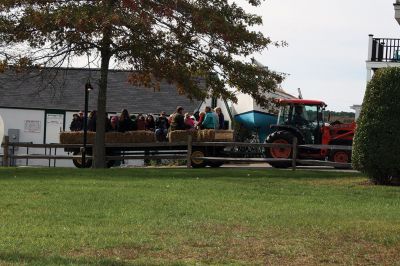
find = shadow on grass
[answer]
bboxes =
[0,167,363,181]
[0,252,132,266]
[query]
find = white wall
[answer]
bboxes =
[0,108,75,167]
[0,108,44,166]
[0,115,4,146]
[65,111,75,133]
[232,94,255,115]
[0,108,45,144]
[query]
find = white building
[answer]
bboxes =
[358,1,400,120]
[350,105,362,120]
[366,1,400,81]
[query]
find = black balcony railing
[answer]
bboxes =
[371,38,400,62]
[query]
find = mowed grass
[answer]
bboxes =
[0,168,399,265]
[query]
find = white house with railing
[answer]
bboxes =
[355,1,400,120]
[366,1,400,82]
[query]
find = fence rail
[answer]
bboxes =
[1,136,352,170]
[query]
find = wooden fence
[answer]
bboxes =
[1,135,352,170]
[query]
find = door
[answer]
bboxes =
[44,110,65,144]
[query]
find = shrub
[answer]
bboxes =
[352,67,400,185]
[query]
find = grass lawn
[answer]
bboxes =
[0,167,399,265]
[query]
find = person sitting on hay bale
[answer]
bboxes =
[109,116,119,132]
[88,110,97,132]
[70,113,83,131]
[136,114,146,130]
[118,109,134,132]
[155,111,169,141]
[215,107,225,130]
[145,114,156,131]
[170,106,186,131]
[201,106,216,129]
[196,112,205,130]
[184,112,196,129]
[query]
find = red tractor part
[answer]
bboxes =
[265,99,355,168]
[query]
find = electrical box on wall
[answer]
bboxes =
[8,129,20,143]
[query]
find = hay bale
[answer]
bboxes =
[60,131,156,144]
[105,132,132,143]
[59,132,74,144]
[214,130,234,142]
[59,131,95,144]
[127,131,156,143]
[168,130,198,143]
[59,129,233,144]
[197,129,215,142]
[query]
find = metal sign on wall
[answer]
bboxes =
[24,120,41,133]
[46,114,64,127]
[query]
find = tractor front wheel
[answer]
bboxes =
[330,150,352,169]
[265,131,294,168]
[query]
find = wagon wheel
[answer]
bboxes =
[72,151,92,168]
[191,149,207,168]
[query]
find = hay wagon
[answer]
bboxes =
[60,130,234,168]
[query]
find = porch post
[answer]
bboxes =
[368,34,374,61]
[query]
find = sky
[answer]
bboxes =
[242,0,400,111]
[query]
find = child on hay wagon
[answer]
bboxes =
[184,112,196,129]
[196,111,206,130]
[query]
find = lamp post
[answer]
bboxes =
[82,81,93,168]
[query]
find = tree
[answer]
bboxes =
[0,0,284,168]
[352,67,400,185]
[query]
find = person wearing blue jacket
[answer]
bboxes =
[201,106,216,129]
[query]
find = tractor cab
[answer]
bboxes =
[273,99,327,145]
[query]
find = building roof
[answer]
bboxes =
[0,68,203,114]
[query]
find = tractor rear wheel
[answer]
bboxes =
[265,131,294,168]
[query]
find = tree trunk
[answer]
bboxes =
[93,0,116,168]
[93,51,111,168]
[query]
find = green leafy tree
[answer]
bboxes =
[352,67,400,185]
[0,0,284,168]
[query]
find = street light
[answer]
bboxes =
[82,80,93,168]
